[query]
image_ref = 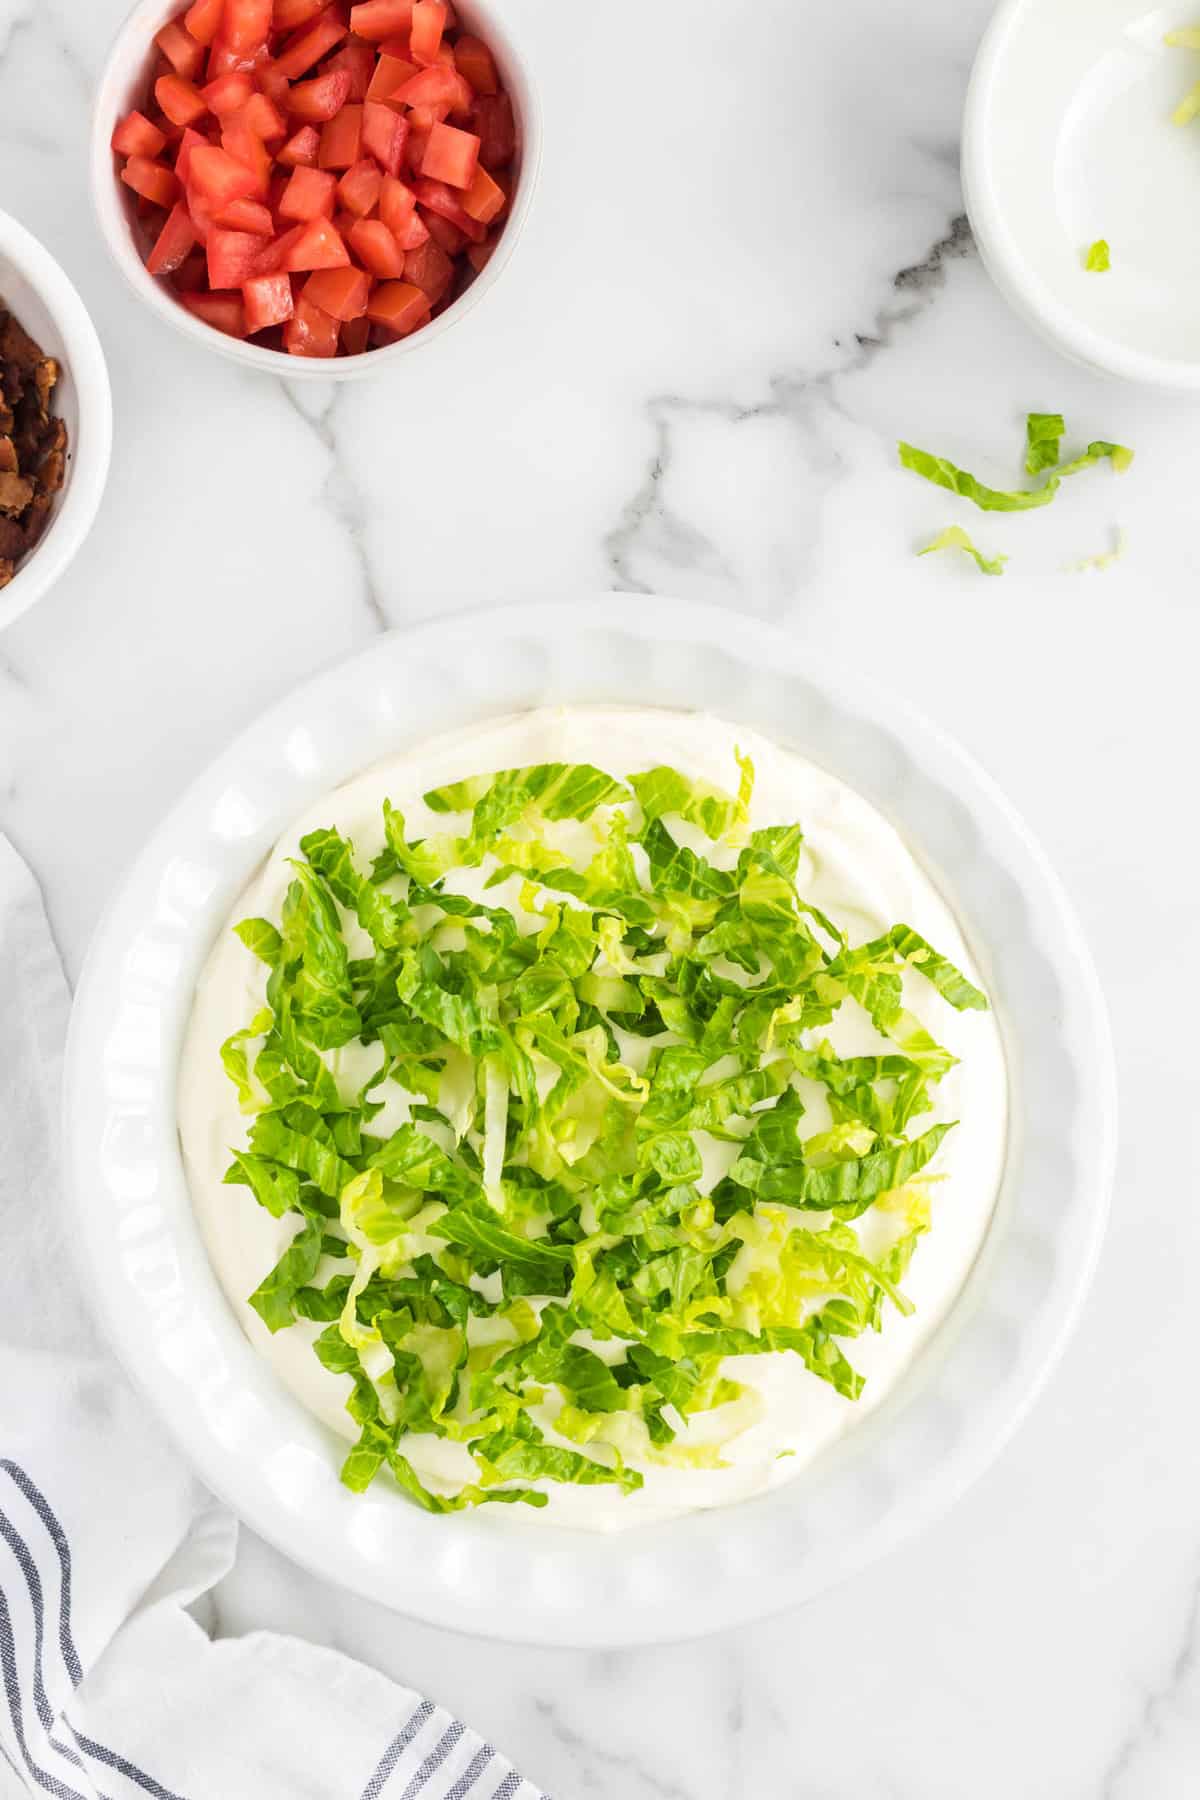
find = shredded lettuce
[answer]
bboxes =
[218,754,987,1510]
[1084,239,1111,273]
[917,525,1007,576]
[899,413,1132,515]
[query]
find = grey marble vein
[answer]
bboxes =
[533,1699,697,1800]
[277,380,391,634]
[1098,1560,1200,1798]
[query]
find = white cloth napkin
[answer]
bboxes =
[0,836,549,1800]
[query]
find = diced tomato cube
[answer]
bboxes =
[282,215,349,268]
[413,175,483,239]
[201,70,255,114]
[391,63,456,108]
[285,68,352,121]
[236,92,287,140]
[338,157,382,215]
[318,103,363,168]
[459,163,504,224]
[255,222,306,270]
[347,216,405,275]
[409,0,446,66]
[279,163,337,218]
[146,201,198,274]
[402,236,451,301]
[453,33,497,96]
[276,7,347,79]
[112,110,167,158]
[220,0,272,53]
[378,172,414,234]
[465,235,495,275]
[303,265,370,319]
[326,37,376,100]
[185,0,226,45]
[257,59,292,103]
[333,208,360,239]
[172,246,210,290]
[155,73,209,127]
[242,269,294,330]
[205,38,269,78]
[284,294,340,354]
[174,125,210,188]
[420,207,465,256]
[420,120,478,188]
[214,196,274,232]
[340,314,370,354]
[271,0,325,27]
[366,278,427,334]
[361,99,408,174]
[207,225,268,287]
[180,289,248,335]
[348,0,413,40]
[221,119,273,194]
[472,92,514,168]
[188,142,261,205]
[390,203,428,249]
[277,124,320,166]
[121,155,181,208]
[366,52,416,102]
[155,20,205,79]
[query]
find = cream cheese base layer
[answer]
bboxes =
[178,706,1008,1531]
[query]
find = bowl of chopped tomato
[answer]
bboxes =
[92,0,540,373]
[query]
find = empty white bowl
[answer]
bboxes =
[964,0,1200,387]
[90,0,543,381]
[0,209,113,633]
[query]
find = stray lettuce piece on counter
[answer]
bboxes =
[901,412,1133,526]
[217,752,989,1512]
[1084,240,1111,273]
[917,525,1007,576]
[1069,528,1127,573]
[1025,412,1065,475]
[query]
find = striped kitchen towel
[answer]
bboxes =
[0,835,549,1800]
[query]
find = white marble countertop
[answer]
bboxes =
[3,0,1199,1793]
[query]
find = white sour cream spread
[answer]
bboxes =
[178,707,1008,1530]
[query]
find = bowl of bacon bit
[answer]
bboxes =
[0,209,112,631]
[92,0,541,373]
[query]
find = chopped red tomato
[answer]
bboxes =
[348,0,413,40]
[338,157,382,214]
[453,34,496,96]
[156,20,207,78]
[121,156,181,207]
[420,120,477,187]
[276,124,320,166]
[112,111,168,158]
[242,270,294,330]
[408,1,446,67]
[146,202,198,274]
[303,265,370,317]
[184,0,226,45]
[115,0,515,356]
[181,289,248,335]
[283,294,340,354]
[279,163,337,217]
[366,278,427,333]
[282,215,349,267]
[318,101,363,166]
[347,216,406,275]
[214,196,274,232]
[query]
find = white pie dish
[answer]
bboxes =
[62,598,1114,1646]
[963,0,1200,386]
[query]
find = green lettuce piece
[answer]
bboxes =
[1025,412,1065,475]
[248,1215,323,1333]
[899,440,1060,511]
[1084,239,1110,273]
[917,526,1007,576]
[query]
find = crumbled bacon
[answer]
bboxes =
[0,305,69,590]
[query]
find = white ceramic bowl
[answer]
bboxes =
[964,0,1200,387]
[91,0,543,381]
[62,599,1114,1646]
[0,210,112,632]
